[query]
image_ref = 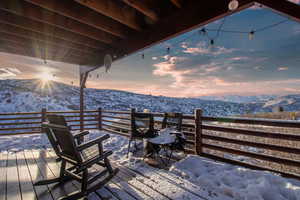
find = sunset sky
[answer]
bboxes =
[1,1,300,97]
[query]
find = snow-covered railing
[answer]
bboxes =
[198,115,300,180]
[0,109,101,135]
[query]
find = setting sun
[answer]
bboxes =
[39,72,55,83]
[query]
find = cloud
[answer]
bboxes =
[278,66,289,71]
[293,25,300,35]
[0,67,21,79]
[288,0,300,4]
[229,57,250,61]
[181,42,235,56]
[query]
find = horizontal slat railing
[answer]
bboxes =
[0,109,100,136]
[1,108,300,179]
[199,114,300,179]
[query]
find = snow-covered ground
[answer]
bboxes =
[171,155,300,200]
[1,131,300,200]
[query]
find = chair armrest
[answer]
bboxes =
[73,130,89,139]
[77,134,110,151]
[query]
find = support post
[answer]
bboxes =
[41,108,47,133]
[98,107,102,130]
[79,72,89,131]
[194,109,202,155]
[130,108,136,131]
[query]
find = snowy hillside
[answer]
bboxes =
[0,79,258,116]
[0,79,299,116]
[199,95,277,103]
[262,94,300,111]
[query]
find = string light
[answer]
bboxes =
[249,30,255,40]
[199,28,207,36]
[228,0,239,11]
[119,17,289,64]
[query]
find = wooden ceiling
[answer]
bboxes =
[0,0,299,67]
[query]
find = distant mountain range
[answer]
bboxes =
[199,95,278,103]
[0,79,299,116]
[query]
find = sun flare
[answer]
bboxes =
[39,72,55,83]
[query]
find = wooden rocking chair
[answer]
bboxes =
[36,123,118,200]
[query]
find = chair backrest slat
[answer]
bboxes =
[43,123,82,162]
[162,112,183,131]
[47,114,68,126]
[131,112,155,138]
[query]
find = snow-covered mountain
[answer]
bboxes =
[262,94,300,111]
[199,95,277,103]
[0,79,299,116]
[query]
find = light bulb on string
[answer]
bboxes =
[199,28,207,36]
[141,53,145,59]
[167,47,170,54]
[249,31,255,40]
[228,0,239,11]
[210,39,215,46]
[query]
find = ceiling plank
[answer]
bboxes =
[0,10,110,50]
[0,38,90,60]
[0,23,101,54]
[23,0,133,38]
[170,0,182,8]
[74,0,143,31]
[0,0,120,44]
[118,0,255,55]
[255,0,300,23]
[122,0,158,21]
[0,45,86,65]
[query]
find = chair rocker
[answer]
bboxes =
[36,123,118,200]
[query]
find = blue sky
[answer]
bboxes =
[1,2,300,97]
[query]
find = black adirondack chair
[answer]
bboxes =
[161,112,185,162]
[36,123,118,200]
[127,112,156,157]
[161,112,183,131]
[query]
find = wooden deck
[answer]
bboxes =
[0,149,221,200]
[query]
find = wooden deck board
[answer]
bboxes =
[16,151,37,200]
[1,149,214,200]
[0,153,7,200]
[6,152,22,200]
[22,150,54,200]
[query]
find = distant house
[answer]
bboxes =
[272,106,284,112]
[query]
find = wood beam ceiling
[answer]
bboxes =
[0,0,120,44]
[0,45,86,64]
[0,23,101,54]
[0,10,109,50]
[256,0,300,23]
[23,0,134,38]
[169,0,182,8]
[119,0,255,55]
[74,0,144,31]
[122,0,158,21]
[0,38,90,59]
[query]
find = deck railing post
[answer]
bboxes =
[130,108,136,132]
[194,109,202,155]
[98,107,102,130]
[41,108,47,133]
